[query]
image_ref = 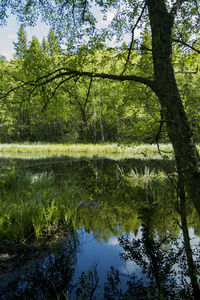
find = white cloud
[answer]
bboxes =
[106,11,115,23]
[120,260,139,275]
[0,50,13,60]
[94,8,117,30]
[107,237,119,246]
[7,34,17,40]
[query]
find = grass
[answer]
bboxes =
[0,142,175,159]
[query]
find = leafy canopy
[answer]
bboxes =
[1,1,200,48]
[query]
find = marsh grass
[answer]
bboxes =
[0,142,174,158]
[0,170,82,244]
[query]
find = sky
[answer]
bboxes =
[0,14,50,60]
[0,9,131,61]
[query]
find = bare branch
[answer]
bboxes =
[37,68,154,89]
[82,0,87,22]
[63,79,95,138]
[84,76,93,111]
[0,81,30,100]
[173,38,200,55]
[121,2,147,75]
[42,75,77,111]
[0,68,155,102]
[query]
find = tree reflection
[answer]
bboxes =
[0,232,77,299]
[104,199,200,299]
[178,173,200,299]
[118,215,183,299]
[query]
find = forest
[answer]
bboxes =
[0,26,200,144]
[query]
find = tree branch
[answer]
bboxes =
[173,38,200,55]
[84,76,93,111]
[121,2,147,75]
[36,68,155,89]
[1,68,155,101]
[42,75,77,111]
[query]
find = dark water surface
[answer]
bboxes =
[0,155,199,299]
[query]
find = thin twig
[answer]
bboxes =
[173,38,200,54]
[42,75,77,111]
[84,76,93,111]
[121,2,147,75]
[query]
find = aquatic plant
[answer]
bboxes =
[0,170,82,244]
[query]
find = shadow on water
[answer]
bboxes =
[0,155,199,299]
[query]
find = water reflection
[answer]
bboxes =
[0,156,199,299]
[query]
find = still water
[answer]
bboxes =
[0,155,199,299]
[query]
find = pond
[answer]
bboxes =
[0,154,199,299]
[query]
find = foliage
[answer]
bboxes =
[1,28,200,144]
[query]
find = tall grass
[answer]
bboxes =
[0,142,176,161]
[0,142,173,154]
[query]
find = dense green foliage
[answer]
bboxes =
[1,27,200,144]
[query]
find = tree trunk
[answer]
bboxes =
[146,0,200,216]
[93,101,97,142]
[99,100,104,142]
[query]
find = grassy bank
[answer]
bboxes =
[0,142,174,158]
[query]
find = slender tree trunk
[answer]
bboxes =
[93,101,96,142]
[146,0,200,216]
[99,100,104,142]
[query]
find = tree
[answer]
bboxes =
[47,28,61,56]
[1,0,200,215]
[41,37,50,57]
[13,25,28,58]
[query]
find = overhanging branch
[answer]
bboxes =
[34,68,155,89]
[0,68,155,101]
[42,75,77,112]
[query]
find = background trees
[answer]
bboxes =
[2,24,199,144]
[0,27,167,143]
[1,24,199,144]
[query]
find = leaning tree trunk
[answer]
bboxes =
[146,0,200,216]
